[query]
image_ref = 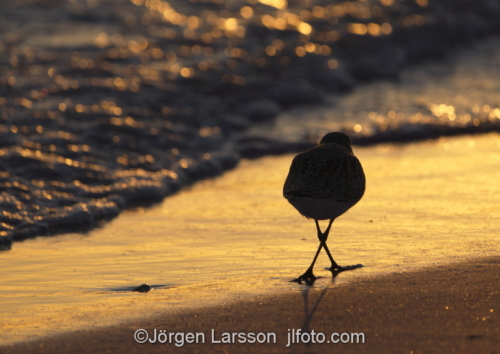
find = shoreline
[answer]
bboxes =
[3,0,500,249]
[1,133,500,347]
[3,256,499,353]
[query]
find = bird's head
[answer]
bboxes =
[319,132,353,152]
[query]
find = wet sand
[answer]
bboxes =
[3,257,500,354]
[1,133,500,350]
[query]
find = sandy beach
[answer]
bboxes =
[1,133,500,352]
[3,0,500,352]
[3,257,500,354]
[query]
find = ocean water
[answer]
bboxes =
[1,0,500,249]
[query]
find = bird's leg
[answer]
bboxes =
[316,219,333,242]
[295,219,361,284]
[294,219,334,283]
[295,243,323,284]
[315,219,341,269]
[316,219,360,273]
[296,219,333,283]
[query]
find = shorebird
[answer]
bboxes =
[283,132,365,283]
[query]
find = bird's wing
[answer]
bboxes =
[283,145,365,201]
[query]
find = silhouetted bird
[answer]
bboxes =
[283,132,365,283]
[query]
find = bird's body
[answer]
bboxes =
[283,132,365,283]
[284,142,365,219]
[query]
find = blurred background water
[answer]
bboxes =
[1,0,500,249]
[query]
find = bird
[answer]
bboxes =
[283,132,365,283]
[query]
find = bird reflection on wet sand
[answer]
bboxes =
[286,272,350,348]
[284,132,365,284]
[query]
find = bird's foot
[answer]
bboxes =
[292,270,319,285]
[327,264,363,273]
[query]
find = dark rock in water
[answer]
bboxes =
[243,100,281,122]
[133,284,152,293]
